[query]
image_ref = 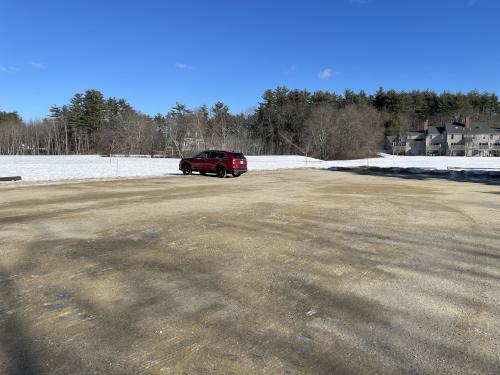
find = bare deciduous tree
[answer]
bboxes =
[305,104,384,160]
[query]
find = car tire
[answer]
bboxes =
[182,163,192,175]
[200,171,206,175]
[232,173,241,177]
[216,165,226,178]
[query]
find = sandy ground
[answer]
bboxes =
[1,169,499,374]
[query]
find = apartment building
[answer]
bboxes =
[385,119,500,157]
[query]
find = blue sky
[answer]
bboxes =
[1,0,499,120]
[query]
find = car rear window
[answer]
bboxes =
[232,152,245,159]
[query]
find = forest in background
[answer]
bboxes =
[1,88,499,159]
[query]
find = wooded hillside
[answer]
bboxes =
[1,88,499,159]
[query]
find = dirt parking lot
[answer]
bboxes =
[1,169,499,374]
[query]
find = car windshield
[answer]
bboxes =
[232,152,245,158]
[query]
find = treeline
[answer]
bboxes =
[1,88,499,159]
[371,88,500,135]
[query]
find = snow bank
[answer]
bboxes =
[0,154,499,182]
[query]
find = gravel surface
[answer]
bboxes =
[1,169,499,374]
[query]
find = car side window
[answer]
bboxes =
[208,152,225,158]
[196,152,208,159]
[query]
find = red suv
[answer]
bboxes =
[179,150,247,178]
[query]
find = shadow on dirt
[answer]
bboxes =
[1,176,500,374]
[326,166,500,186]
[0,268,41,375]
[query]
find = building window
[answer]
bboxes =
[451,134,454,140]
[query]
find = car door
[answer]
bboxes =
[216,152,229,170]
[206,151,219,172]
[192,151,208,170]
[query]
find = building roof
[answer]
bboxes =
[469,122,492,135]
[445,123,465,134]
[385,134,407,143]
[407,131,425,140]
[427,126,445,135]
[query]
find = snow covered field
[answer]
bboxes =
[0,154,499,182]
[0,155,324,182]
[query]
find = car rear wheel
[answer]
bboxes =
[216,165,226,178]
[182,163,192,175]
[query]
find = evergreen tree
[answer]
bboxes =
[82,89,106,133]
[0,110,22,123]
[68,93,84,133]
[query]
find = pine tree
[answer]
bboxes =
[82,89,106,133]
